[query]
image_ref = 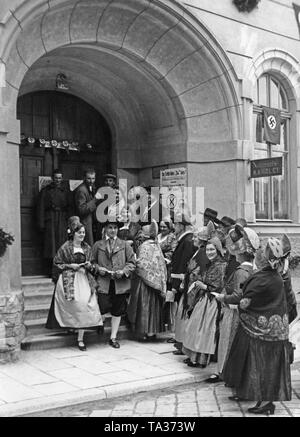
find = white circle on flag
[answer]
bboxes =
[267,115,277,130]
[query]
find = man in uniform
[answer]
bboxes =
[37,169,73,275]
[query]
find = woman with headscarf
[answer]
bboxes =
[46,216,103,351]
[182,236,227,367]
[222,237,292,415]
[127,220,167,341]
[206,225,260,382]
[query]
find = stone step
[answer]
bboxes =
[24,304,50,322]
[21,325,131,351]
[24,290,53,307]
[22,276,53,294]
[24,315,115,335]
[24,318,50,336]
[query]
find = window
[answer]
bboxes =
[253,74,290,220]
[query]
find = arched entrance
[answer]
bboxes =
[18,90,112,275]
[1,0,242,281]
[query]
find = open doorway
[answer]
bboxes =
[18,90,112,276]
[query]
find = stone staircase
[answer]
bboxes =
[21,276,131,351]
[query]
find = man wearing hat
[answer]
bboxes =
[95,173,121,238]
[170,212,196,353]
[203,208,221,227]
[91,217,136,348]
[103,173,117,189]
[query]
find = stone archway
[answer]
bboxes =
[1,0,241,185]
[0,0,243,360]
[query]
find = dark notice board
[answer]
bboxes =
[250,157,282,178]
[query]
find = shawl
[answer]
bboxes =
[136,239,167,293]
[53,240,97,300]
[223,264,254,305]
[185,256,226,313]
[200,256,227,295]
[239,266,289,341]
[158,232,177,260]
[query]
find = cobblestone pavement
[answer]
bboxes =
[24,364,300,418]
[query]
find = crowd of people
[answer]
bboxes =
[43,169,298,416]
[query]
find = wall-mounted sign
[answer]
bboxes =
[160,167,187,188]
[250,157,282,178]
[152,165,168,180]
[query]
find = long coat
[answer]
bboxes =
[74,182,98,246]
[91,238,136,294]
[37,182,73,258]
[171,232,195,301]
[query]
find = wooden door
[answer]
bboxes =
[20,155,45,275]
[18,91,112,276]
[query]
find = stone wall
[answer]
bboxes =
[0,291,24,364]
[0,253,24,364]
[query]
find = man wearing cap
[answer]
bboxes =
[74,168,102,246]
[103,173,117,189]
[91,218,136,348]
[37,169,73,275]
[95,173,121,238]
[170,212,196,353]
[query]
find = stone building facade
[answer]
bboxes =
[0,0,300,360]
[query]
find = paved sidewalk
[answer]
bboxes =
[27,379,300,417]
[1,334,300,417]
[0,336,217,417]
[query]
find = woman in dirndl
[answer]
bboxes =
[46,216,102,351]
[127,220,167,340]
[206,224,260,382]
[222,237,292,415]
[182,236,226,367]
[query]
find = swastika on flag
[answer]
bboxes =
[267,115,277,130]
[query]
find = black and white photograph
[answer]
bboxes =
[0,0,300,421]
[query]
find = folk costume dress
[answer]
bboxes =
[158,231,177,329]
[46,240,102,329]
[217,263,254,374]
[182,255,226,366]
[127,238,167,335]
[171,231,196,348]
[222,266,292,401]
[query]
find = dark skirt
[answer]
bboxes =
[46,293,61,329]
[222,324,292,401]
[127,279,164,335]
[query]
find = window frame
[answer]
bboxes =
[253,74,291,221]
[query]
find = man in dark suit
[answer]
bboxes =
[74,168,101,246]
[170,213,196,353]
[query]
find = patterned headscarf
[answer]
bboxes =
[265,237,283,269]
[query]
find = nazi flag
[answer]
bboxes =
[263,106,281,145]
